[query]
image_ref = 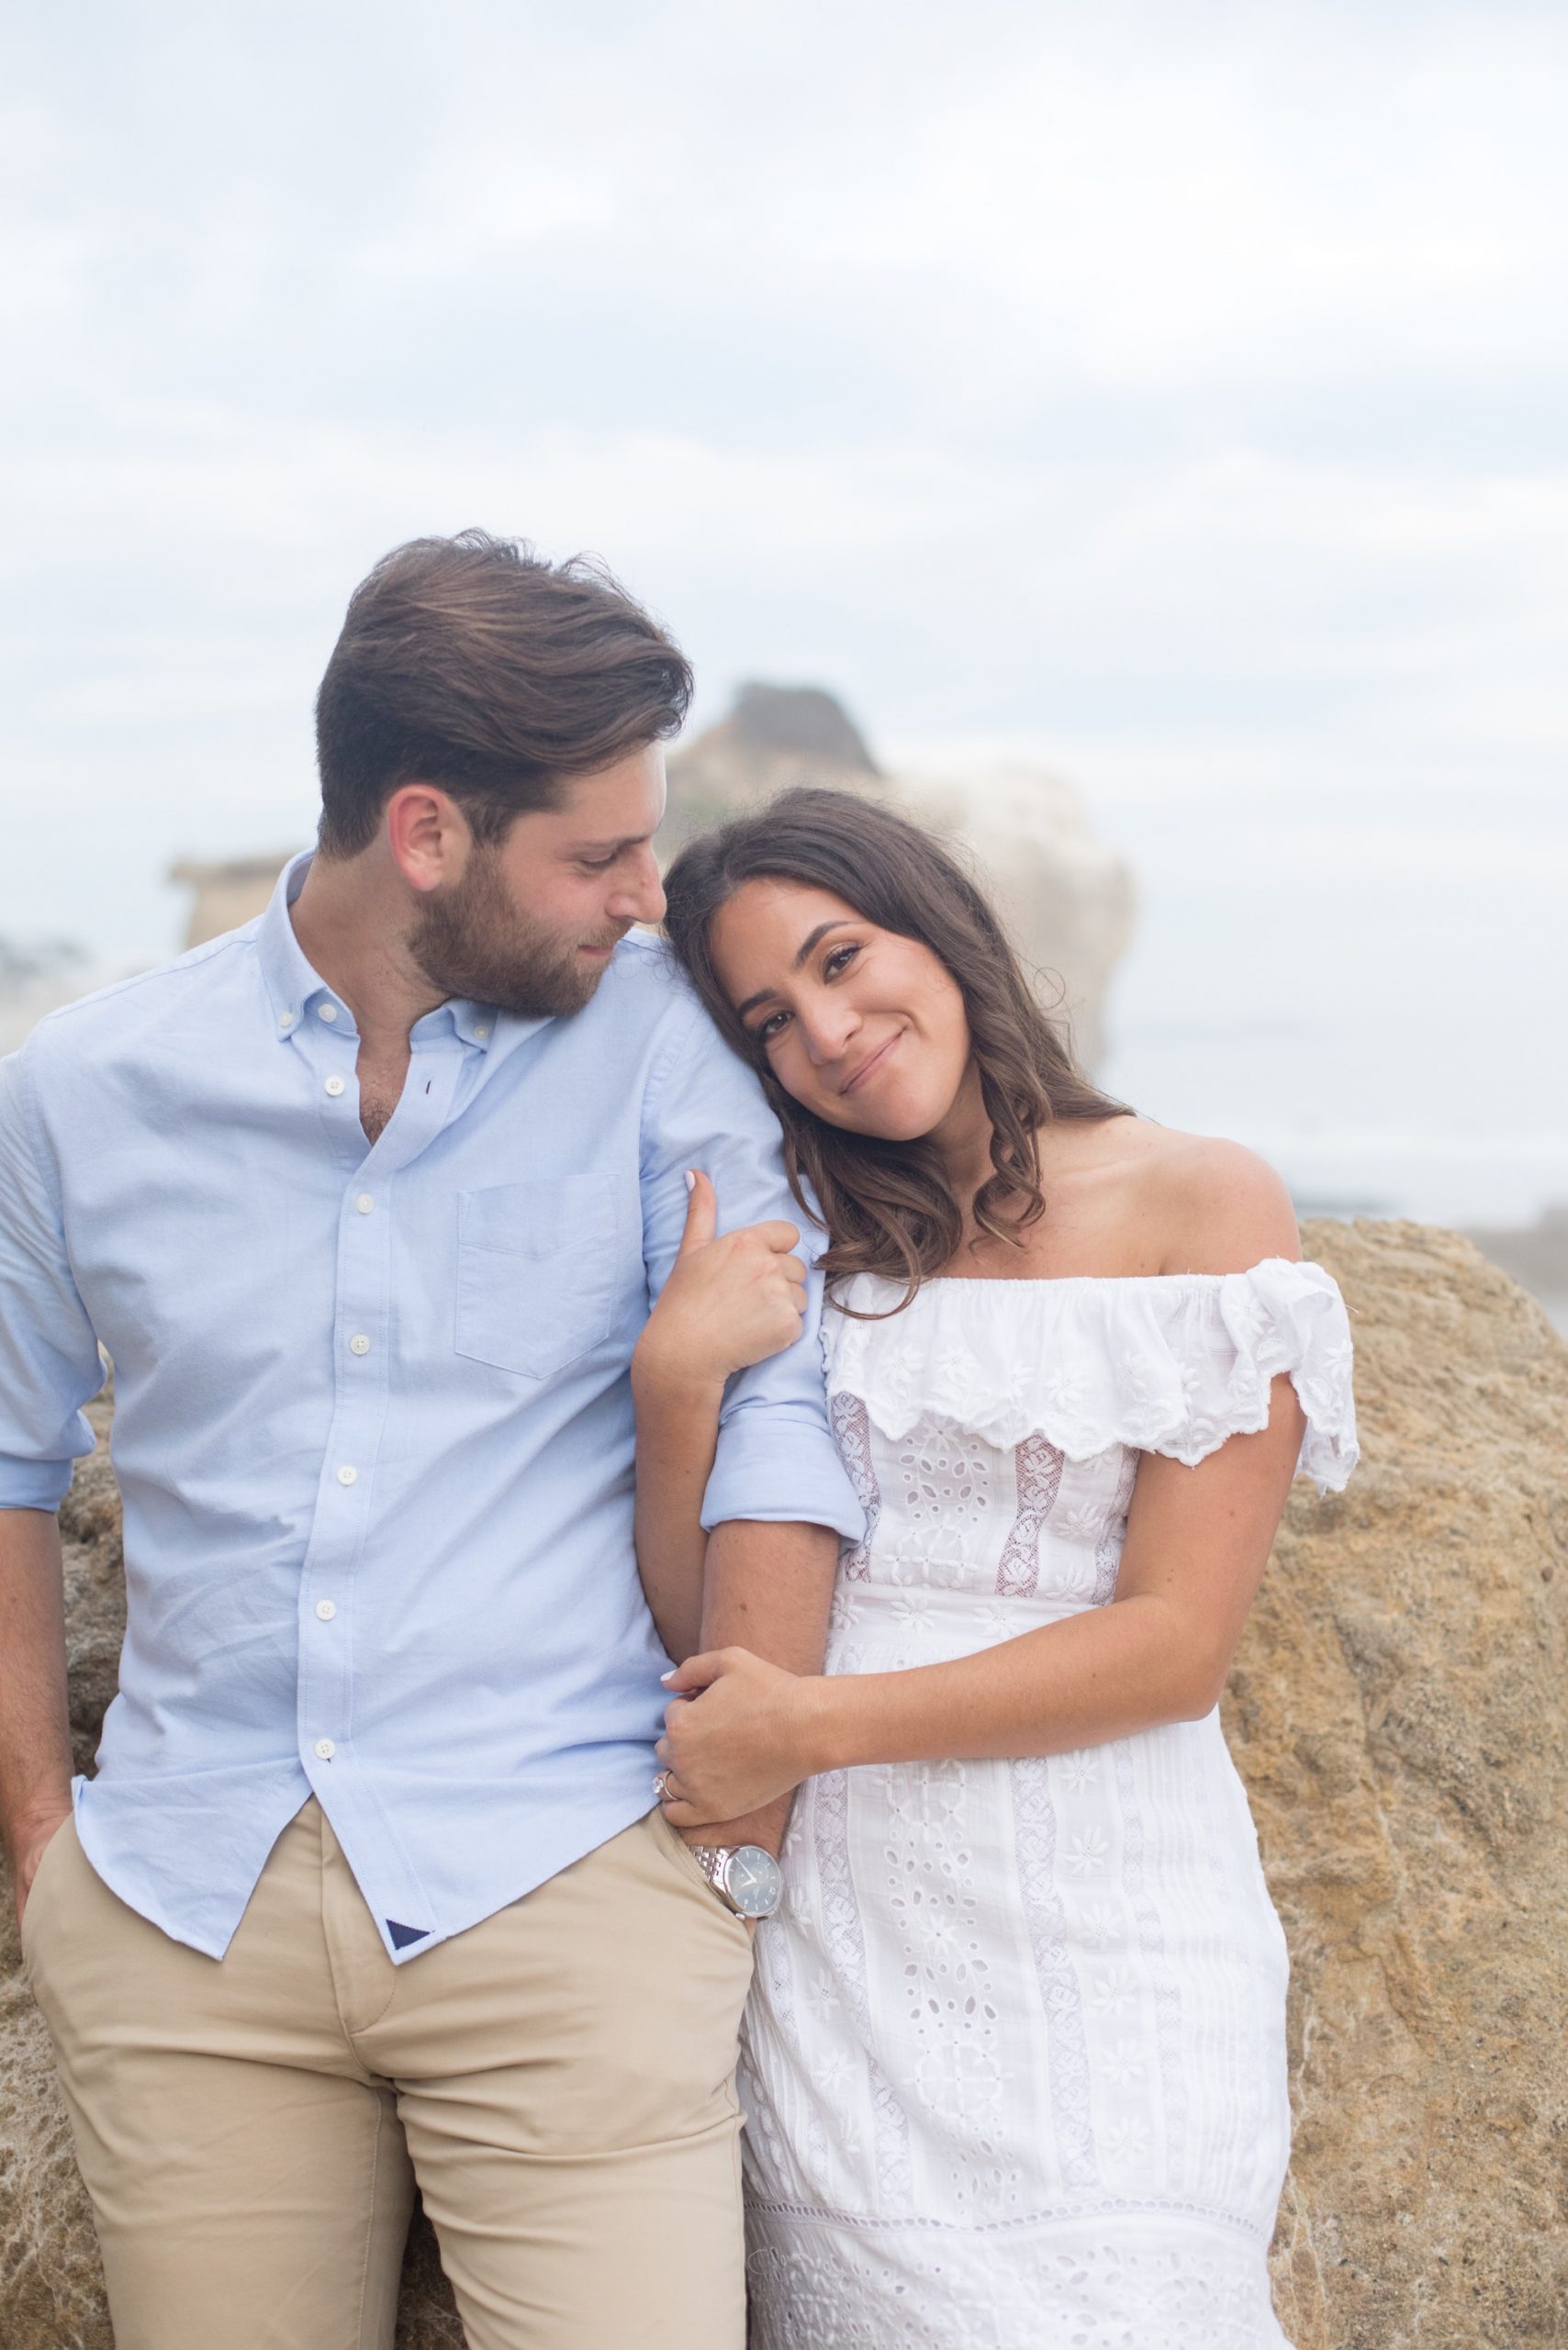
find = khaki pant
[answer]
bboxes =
[22,1801,754,2350]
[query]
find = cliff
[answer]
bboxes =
[1,1221,1563,2346]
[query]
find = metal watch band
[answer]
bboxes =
[686,1841,784,1919]
[691,1844,739,1904]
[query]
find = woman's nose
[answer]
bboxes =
[799,998,861,1064]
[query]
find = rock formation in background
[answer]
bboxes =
[2,1222,1563,2347]
[169,855,297,951]
[155,687,1136,1069]
[665,683,1137,1071]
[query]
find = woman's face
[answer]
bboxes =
[707,878,973,1142]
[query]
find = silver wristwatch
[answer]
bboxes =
[689,1843,784,1920]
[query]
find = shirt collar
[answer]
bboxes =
[255,850,508,1054]
[256,852,328,1039]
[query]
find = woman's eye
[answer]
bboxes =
[754,1010,789,1044]
[823,943,860,979]
[579,856,617,874]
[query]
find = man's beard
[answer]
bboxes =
[408,846,625,1019]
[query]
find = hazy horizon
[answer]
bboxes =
[4,0,1563,1229]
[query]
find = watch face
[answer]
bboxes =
[722,1844,784,1919]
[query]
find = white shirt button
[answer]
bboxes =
[336,1464,358,1486]
[315,1598,337,1621]
[278,1011,297,1031]
[473,1023,490,1041]
[325,1075,345,1098]
[355,1193,375,1214]
[314,1737,335,1761]
[318,1002,339,1023]
[349,1334,371,1357]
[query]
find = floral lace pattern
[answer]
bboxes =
[814,1766,913,2210]
[1011,1755,1099,2191]
[996,1432,1065,1596]
[825,1258,1358,1490]
[745,2209,1292,2350]
[738,1266,1353,2344]
[831,1392,881,1584]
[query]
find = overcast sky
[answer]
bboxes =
[3,1,1564,1209]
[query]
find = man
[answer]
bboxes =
[0,532,860,2350]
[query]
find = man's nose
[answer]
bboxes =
[607,847,666,928]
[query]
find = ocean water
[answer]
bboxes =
[1089,777,1566,1233]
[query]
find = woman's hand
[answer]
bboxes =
[634,1170,809,1394]
[655,1647,823,1826]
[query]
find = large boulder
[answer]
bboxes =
[2,1221,1562,2345]
[1234,1220,1568,2347]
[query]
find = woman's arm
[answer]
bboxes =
[633,1170,811,1662]
[657,1370,1305,1819]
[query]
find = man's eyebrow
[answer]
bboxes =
[564,831,651,856]
[734,921,855,1022]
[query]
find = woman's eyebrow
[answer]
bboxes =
[792,919,852,968]
[734,921,855,1022]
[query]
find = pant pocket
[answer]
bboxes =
[646,1811,756,1950]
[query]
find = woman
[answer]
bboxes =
[635,788,1357,2348]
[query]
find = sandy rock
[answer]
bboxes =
[1239,1220,1568,2348]
[3,1225,1563,2345]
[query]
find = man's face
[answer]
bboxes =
[408,744,668,1017]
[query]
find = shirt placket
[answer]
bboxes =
[293,1017,465,1837]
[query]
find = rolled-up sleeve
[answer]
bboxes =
[0,1044,102,1510]
[640,996,863,1543]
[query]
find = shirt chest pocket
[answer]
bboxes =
[455,1176,622,1381]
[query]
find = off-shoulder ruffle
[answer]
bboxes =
[824,1257,1358,1494]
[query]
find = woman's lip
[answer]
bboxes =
[841,1033,900,1096]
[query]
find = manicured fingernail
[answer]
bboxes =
[660,1670,677,1682]
[684,1169,696,1192]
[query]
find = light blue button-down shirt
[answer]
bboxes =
[0,855,861,1963]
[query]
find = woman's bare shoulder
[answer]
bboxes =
[1100,1121,1301,1277]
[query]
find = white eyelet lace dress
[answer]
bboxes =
[740,1259,1358,2350]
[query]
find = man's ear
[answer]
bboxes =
[385,783,470,894]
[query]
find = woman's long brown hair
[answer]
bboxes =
[661,786,1131,1306]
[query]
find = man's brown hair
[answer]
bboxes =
[314,531,693,856]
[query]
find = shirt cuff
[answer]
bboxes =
[0,1454,77,1511]
[700,1404,865,1543]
